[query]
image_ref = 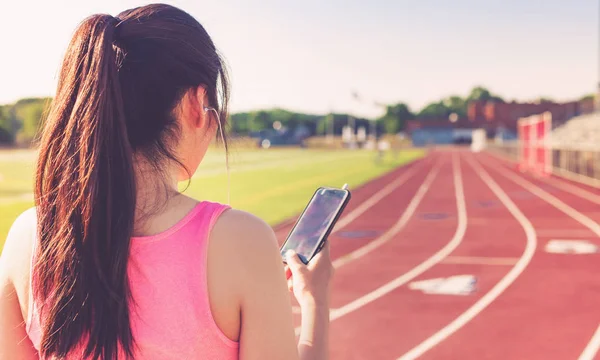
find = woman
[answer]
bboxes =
[0,4,333,360]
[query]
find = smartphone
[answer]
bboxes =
[280,186,352,264]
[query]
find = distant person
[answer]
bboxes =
[376,139,389,163]
[0,4,332,360]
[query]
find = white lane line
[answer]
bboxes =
[441,256,518,266]
[332,160,442,269]
[578,325,600,360]
[328,153,465,319]
[486,156,600,237]
[274,157,429,235]
[486,149,600,189]
[293,153,466,336]
[485,154,600,360]
[533,174,600,205]
[332,159,430,235]
[483,152,600,206]
[292,157,438,336]
[396,153,537,360]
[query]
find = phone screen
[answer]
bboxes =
[280,188,348,263]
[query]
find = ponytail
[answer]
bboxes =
[34,14,136,359]
[33,3,231,358]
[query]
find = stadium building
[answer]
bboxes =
[408,97,595,147]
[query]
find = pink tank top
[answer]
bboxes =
[26,201,239,359]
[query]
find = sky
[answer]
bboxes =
[0,0,597,118]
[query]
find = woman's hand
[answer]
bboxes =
[284,241,334,308]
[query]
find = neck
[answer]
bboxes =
[132,155,179,235]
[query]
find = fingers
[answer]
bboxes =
[285,250,305,273]
[284,265,292,280]
[308,241,330,269]
[284,264,293,290]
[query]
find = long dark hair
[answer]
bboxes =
[33,4,229,359]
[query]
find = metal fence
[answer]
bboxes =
[486,141,600,188]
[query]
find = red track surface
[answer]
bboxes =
[275,149,600,360]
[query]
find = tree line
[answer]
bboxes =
[0,87,592,147]
[0,97,52,145]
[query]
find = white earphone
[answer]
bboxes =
[204,106,231,205]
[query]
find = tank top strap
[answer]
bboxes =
[200,201,231,233]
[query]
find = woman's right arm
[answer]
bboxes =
[212,210,331,360]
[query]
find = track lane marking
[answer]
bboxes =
[578,325,600,360]
[485,150,600,190]
[484,153,600,360]
[275,156,431,236]
[396,152,537,360]
[293,153,467,336]
[485,155,600,237]
[332,160,443,268]
[441,256,519,266]
[483,152,600,205]
[290,156,440,335]
[331,158,432,236]
[482,153,600,360]
[328,154,463,319]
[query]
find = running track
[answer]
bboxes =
[274,148,600,360]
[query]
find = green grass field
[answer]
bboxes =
[0,147,424,253]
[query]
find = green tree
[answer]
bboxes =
[229,112,250,134]
[11,98,51,144]
[417,101,450,119]
[317,114,331,135]
[0,105,13,144]
[229,108,321,135]
[443,96,466,117]
[535,97,554,104]
[467,86,504,103]
[248,110,271,132]
[380,103,413,134]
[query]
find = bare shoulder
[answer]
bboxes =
[1,207,37,275]
[210,209,283,282]
[5,207,37,235]
[211,209,279,254]
[0,207,37,319]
